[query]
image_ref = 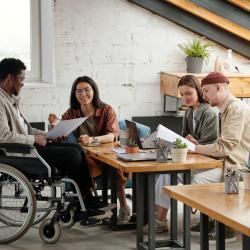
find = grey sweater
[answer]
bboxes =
[182,103,218,145]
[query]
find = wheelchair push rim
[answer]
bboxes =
[0,163,36,244]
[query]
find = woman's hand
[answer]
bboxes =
[79,134,92,145]
[48,113,59,126]
[185,134,199,145]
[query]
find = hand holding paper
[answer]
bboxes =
[156,124,195,151]
[47,117,88,139]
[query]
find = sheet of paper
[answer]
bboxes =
[156,124,195,151]
[112,148,126,154]
[47,117,88,139]
[142,131,157,148]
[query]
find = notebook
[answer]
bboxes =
[125,120,156,149]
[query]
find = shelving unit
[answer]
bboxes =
[160,72,250,116]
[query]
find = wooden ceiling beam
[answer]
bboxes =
[165,0,250,42]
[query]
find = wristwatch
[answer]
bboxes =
[92,136,98,143]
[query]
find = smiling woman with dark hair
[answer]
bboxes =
[49,75,131,223]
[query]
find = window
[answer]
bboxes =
[0,0,54,84]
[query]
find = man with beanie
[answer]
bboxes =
[190,71,250,242]
[196,72,250,171]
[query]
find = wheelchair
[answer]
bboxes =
[0,143,92,244]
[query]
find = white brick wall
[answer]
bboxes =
[21,0,250,124]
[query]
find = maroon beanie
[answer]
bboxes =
[201,72,229,87]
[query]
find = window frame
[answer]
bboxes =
[25,0,41,82]
[26,0,55,86]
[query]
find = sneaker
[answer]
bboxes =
[117,207,131,223]
[98,203,117,212]
[191,220,215,236]
[85,197,116,211]
[143,219,168,234]
[80,211,112,226]
[208,226,236,244]
[73,209,105,222]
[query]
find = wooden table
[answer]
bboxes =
[82,144,223,250]
[164,183,250,250]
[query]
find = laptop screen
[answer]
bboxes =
[125,120,143,149]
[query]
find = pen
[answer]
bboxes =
[55,115,61,121]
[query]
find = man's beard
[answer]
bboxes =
[13,90,18,96]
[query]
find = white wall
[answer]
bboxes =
[21,0,250,124]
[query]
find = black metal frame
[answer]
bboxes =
[136,170,191,250]
[200,214,250,250]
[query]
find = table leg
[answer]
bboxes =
[148,173,156,250]
[242,234,250,250]
[200,213,209,250]
[216,221,225,250]
[132,173,137,214]
[110,167,117,225]
[137,173,145,248]
[102,165,108,203]
[183,171,191,250]
[170,173,178,241]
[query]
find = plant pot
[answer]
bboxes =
[240,171,250,190]
[125,146,139,154]
[171,147,188,163]
[185,56,203,73]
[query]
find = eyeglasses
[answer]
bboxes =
[75,88,92,95]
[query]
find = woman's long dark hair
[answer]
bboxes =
[178,75,204,103]
[70,76,105,109]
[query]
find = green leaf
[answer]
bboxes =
[178,38,212,60]
[173,138,187,148]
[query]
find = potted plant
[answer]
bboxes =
[240,165,250,190]
[170,138,188,163]
[125,139,139,154]
[178,37,212,73]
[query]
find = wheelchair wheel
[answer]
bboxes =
[60,209,75,228]
[33,185,57,225]
[39,218,61,244]
[0,163,36,244]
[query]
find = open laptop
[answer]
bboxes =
[117,152,157,161]
[117,121,171,162]
[117,152,172,162]
[125,120,156,149]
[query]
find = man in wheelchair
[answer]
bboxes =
[0,58,111,227]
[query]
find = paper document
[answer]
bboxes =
[156,124,195,151]
[112,148,126,154]
[142,131,157,148]
[47,117,88,139]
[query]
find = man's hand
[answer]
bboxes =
[78,134,91,145]
[185,134,199,145]
[48,135,67,144]
[35,135,47,146]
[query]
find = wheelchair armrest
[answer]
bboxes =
[0,143,34,154]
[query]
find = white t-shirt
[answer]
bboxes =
[16,107,29,135]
